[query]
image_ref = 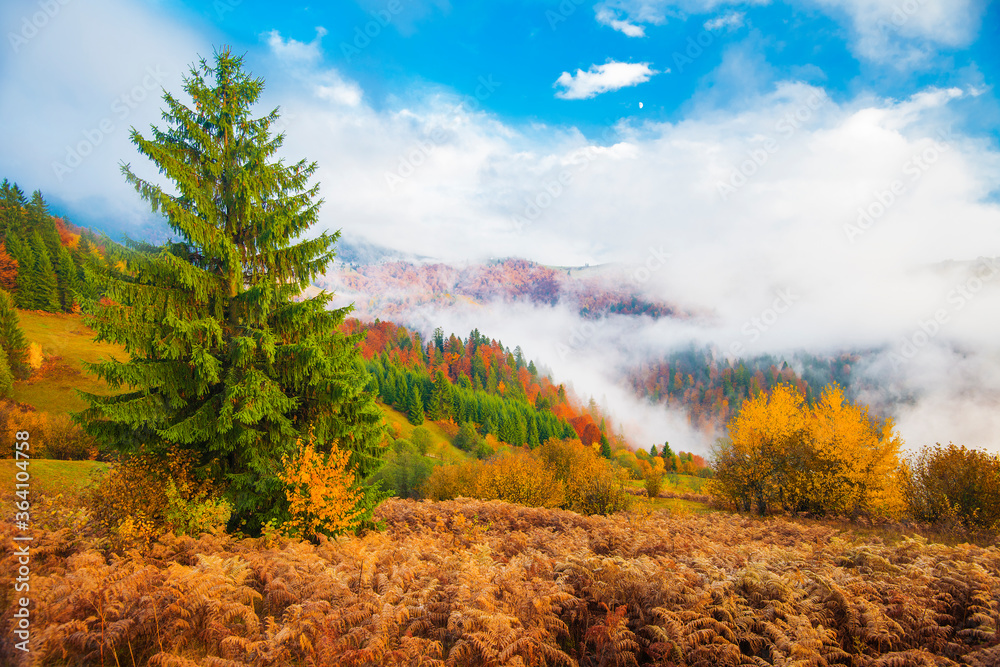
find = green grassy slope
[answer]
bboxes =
[11,310,128,415]
[0,459,108,495]
[379,403,468,463]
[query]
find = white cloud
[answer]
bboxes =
[0,0,205,236]
[554,61,658,100]
[596,7,647,37]
[703,11,744,31]
[274,75,1000,451]
[314,75,363,107]
[265,29,363,107]
[810,0,986,64]
[594,0,986,64]
[264,26,328,64]
[596,0,767,25]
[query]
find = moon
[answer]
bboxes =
[639,102,644,109]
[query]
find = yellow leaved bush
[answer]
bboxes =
[278,437,365,540]
[709,383,905,519]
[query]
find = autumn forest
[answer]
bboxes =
[0,45,998,667]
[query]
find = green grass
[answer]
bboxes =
[379,403,468,463]
[626,473,715,514]
[645,495,716,514]
[626,473,709,494]
[662,473,709,494]
[0,459,108,495]
[11,310,128,415]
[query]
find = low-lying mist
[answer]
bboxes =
[329,252,1000,457]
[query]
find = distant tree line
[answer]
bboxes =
[0,179,113,313]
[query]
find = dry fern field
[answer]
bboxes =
[2,498,999,667]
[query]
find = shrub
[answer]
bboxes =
[538,438,632,515]
[574,468,633,515]
[27,342,43,371]
[38,413,98,460]
[644,473,664,499]
[710,384,904,518]
[474,449,565,508]
[0,402,97,460]
[422,459,483,501]
[423,441,631,515]
[454,421,486,456]
[370,440,434,499]
[410,426,434,455]
[902,442,1000,533]
[88,446,229,551]
[277,438,365,540]
[615,451,643,480]
[163,481,232,538]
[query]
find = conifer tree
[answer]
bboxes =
[0,289,28,379]
[0,347,12,398]
[75,49,386,534]
[0,181,27,238]
[394,372,407,409]
[28,190,61,259]
[406,383,425,425]
[28,231,60,312]
[5,233,34,309]
[56,245,77,312]
[428,369,451,421]
[527,415,540,448]
[599,433,612,459]
[661,441,678,472]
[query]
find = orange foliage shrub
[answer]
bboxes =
[0,243,16,292]
[277,438,364,540]
[421,458,483,501]
[473,449,565,508]
[423,440,631,516]
[711,384,904,518]
[902,442,1000,535]
[26,342,43,371]
[0,401,97,460]
[538,437,632,515]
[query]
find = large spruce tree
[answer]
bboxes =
[76,49,386,534]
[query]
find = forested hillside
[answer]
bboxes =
[320,257,682,321]
[347,318,625,452]
[0,180,115,315]
[627,346,871,432]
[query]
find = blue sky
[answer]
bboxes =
[2,0,1000,449]
[1,0,997,250]
[169,0,998,137]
